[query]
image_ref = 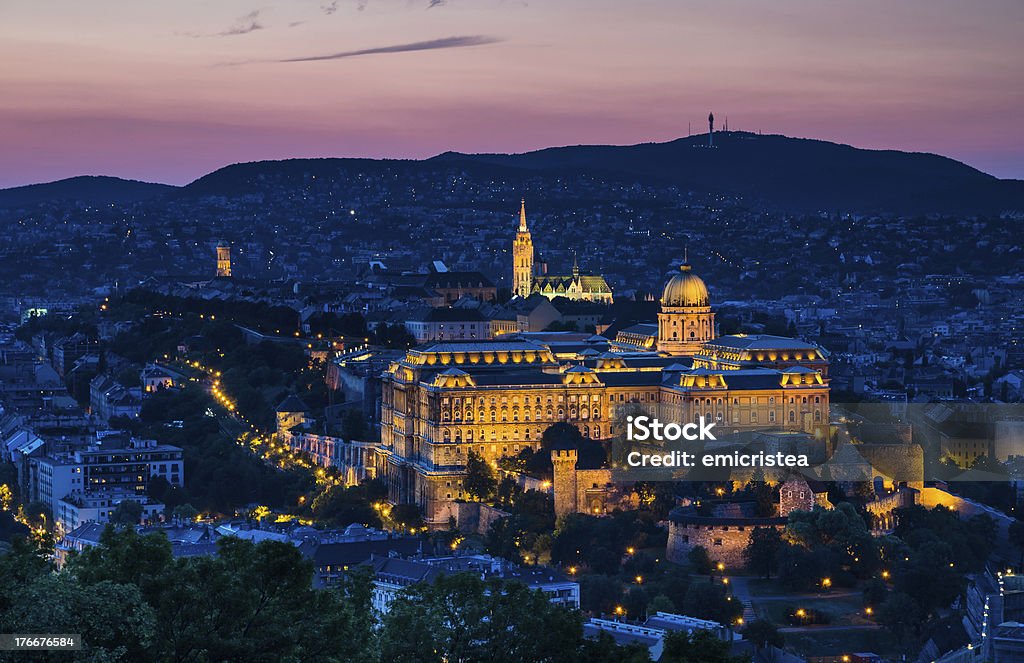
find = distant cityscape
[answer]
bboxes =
[2,132,1024,662]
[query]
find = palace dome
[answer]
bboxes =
[661,264,710,307]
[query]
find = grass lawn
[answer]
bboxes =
[757,595,869,627]
[783,629,903,659]
[745,578,791,597]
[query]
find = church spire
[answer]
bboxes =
[519,198,528,231]
[572,252,580,278]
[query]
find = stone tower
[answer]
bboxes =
[275,394,308,435]
[779,475,815,517]
[512,199,534,299]
[551,448,578,519]
[216,241,232,278]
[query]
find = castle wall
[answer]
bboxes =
[858,444,925,489]
[667,520,774,569]
[433,501,511,536]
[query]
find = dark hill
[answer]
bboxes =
[431,132,1024,214]
[0,176,176,207]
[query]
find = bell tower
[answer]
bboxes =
[216,241,232,278]
[512,199,534,298]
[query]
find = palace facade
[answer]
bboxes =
[375,259,831,523]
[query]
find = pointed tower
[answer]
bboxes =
[708,112,715,148]
[512,198,534,298]
[216,241,232,278]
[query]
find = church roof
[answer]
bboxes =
[533,274,612,294]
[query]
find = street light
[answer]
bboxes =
[717,562,725,572]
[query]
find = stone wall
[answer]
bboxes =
[858,443,925,489]
[667,520,775,568]
[779,477,815,517]
[432,501,511,536]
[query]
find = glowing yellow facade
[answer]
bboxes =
[512,200,613,303]
[375,344,830,523]
[216,241,232,278]
[374,257,829,523]
[657,263,715,355]
[512,199,534,298]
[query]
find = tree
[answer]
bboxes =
[310,484,383,529]
[389,503,424,532]
[661,629,746,663]
[682,581,742,625]
[877,591,923,639]
[579,632,653,663]
[380,572,583,663]
[648,594,676,614]
[465,449,497,501]
[687,545,713,575]
[743,619,783,650]
[0,573,156,661]
[744,527,782,578]
[172,503,198,522]
[68,527,377,662]
[0,482,13,511]
[110,500,145,525]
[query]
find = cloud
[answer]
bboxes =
[426,0,446,8]
[321,1,339,15]
[276,35,501,63]
[180,10,264,38]
[218,10,264,36]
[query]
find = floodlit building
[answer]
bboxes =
[513,200,613,304]
[375,259,830,523]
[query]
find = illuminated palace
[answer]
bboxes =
[375,259,830,523]
[512,200,613,303]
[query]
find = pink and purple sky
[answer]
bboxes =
[2,0,1022,187]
